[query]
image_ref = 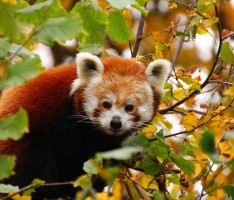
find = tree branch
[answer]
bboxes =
[159,5,223,115]
[2,181,74,200]
[164,98,234,138]
[131,4,147,58]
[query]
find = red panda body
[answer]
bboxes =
[0,53,171,199]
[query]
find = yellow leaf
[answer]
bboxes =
[209,115,226,129]
[134,173,158,190]
[162,119,173,130]
[11,194,31,200]
[95,192,114,200]
[219,141,234,160]
[142,124,157,138]
[169,3,178,9]
[173,89,186,101]
[197,25,208,34]
[180,112,198,130]
[224,84,234,98]
[185,96,196,108]
[111,179,122,200]
[1,0,16,5]
[122,9,132,27]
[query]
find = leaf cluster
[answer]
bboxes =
[0,0,234,199]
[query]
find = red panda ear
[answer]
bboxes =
[145,59,171,101]
[70,53,104,95]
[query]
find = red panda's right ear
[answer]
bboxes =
[70,53,104,95]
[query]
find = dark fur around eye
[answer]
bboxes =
[125,104,134,112]
[103,101,112,109]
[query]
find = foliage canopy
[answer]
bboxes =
[0,0,234,199]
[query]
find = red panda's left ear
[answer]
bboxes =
[145,59,171,101]
[70,53,104,95]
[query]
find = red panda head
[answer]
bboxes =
[70,53,171,136]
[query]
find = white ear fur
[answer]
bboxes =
[70,52,104,95]
[145,59,171,100]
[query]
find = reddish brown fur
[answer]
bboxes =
[0,63,77,160]
[0,57,161,198]
[0,57,161,159]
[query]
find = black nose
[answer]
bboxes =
[110,116,122,130]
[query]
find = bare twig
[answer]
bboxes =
[172,16,193,66]
[159,5,223,115]
[2,181,74,200]
[208,80,233,86]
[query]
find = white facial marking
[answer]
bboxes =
[82,81,156,136]
[98,106,134,136]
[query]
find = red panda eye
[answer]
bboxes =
[103,101,112,109]
[125,104,134,112]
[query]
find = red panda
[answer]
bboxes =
[0,53,171,199]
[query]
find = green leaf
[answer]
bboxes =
[189,82,201,91]
[107,0,148,15]
[78,43,103,55]
[1,55,43,87]
[74,175,92,189]
[96,147,140,160]
[83,158,102,175]
[129,134,149,149]
[164,91,172,103]
[15,0,67,24]
[23,179,45,196]
[171,154,195,175]
[153,192,165,200]
[72,2,107,44]
[0,184,19,194]
[34,15,84,45]
[164,82,173,89]
[197,0,213,13]
[167,172,180,184]
[0,109,28,140]
[107,0,136,9]
[0,2,24,41]
[174,30,190,37]
[223,184,234,199]
[0,38,10,61]
[138,156,162,175]
[0,155,16,180]
[181,142,196,157]
[108,10,134,43]
[200,129,219,162]
[9,43,35,57]
[131,3,148,16]
[149,140,170,159]
[220,42,234,64]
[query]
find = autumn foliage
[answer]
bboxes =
[0,0,234,199]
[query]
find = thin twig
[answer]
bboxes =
[2,181,74,200]
[131,4,147,58]
[159,5,223,115]
[172,16,193,66]
[9,5,52,62]
[164,98,234,138]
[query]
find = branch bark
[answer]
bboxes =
[131,4,147,58]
